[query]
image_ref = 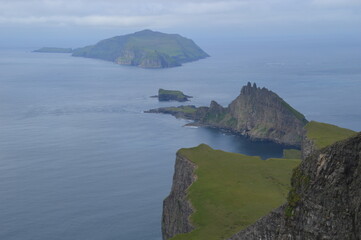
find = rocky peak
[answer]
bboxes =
[209,100,225,113]
[228,83,308,146]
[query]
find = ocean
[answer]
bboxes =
[0,41,360,240]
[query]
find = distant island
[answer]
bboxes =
[33,30,208,68]
[147,82,308,146]
[33,47,73,53]
[152,89,192,102]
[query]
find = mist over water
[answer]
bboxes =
[0,42,360,240]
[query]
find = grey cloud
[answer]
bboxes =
[0,0,360,28]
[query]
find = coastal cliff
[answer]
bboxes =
[229,132,361,239]
[162,153,196,240]
[162,122,358,239]
[162,145,300,240]
[148,83,308,146]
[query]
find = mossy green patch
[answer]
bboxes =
[283,149,302,159]
[305,121,356,149]
[172,144,300,240]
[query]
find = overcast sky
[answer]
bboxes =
[1,0,360,48]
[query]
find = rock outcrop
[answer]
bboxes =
[147,83,308,146]
[229,132,361,240]
[162,153,196,240]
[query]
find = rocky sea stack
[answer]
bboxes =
[72,30,209,68]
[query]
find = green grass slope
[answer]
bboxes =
[172,144,300,240]
[305,121,357,149]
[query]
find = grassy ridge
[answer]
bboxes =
[305,121,356,149]
[172,144,300,240]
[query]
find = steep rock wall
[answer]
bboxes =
[301,134,316,159]
[162,153,196,240]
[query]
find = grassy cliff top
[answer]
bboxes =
[173,144,300,240]
[305,121,357,149]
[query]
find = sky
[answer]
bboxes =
[1,0,360,48]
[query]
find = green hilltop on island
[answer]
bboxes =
[33,30,209,68]
[74,30,209,68]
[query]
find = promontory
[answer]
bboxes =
[146,82,308,146]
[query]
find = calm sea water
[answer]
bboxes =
[0,42,360,240]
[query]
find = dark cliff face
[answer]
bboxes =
[230,132,361,240]
[162,153,196,240]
